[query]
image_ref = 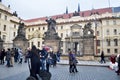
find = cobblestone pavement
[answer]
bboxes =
[0,62,120,80]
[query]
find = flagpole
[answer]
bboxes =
[108,0,110,8]
[95,19,97,54]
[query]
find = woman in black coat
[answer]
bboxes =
[27,45,40,80]
[117,55,120,75]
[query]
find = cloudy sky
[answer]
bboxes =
[2,0,120,20]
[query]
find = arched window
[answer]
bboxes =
[114,39,118,46]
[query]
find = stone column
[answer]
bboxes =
[0,36,4,50]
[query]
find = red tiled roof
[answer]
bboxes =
[24,17,47,22]
[24,7,112,23]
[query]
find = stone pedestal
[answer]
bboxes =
[44,40,61,52]
[83,37,94,55]
[13,37,28,53]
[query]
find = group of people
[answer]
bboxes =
[26,45,61,80]
[0,48,23,67]
[100,51,120,75]
[109,54,120,75]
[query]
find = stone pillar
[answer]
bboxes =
[44,40,61,53]
[83,37,94,55]
[0,36,4,50]
[13,22,28,53]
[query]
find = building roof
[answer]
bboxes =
[112,6,120,13]
[24,7,112,23]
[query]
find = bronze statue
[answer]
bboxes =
[83,22,94,35]
[17,22,25,37]
[46,18,56,32]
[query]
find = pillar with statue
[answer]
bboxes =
[13,22,28,53]
[43,18,61,53]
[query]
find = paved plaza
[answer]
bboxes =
[0,61,120,80]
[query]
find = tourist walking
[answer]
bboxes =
[18,49,23,64]
[68,50,78,73]
[40,47,48,70]
[14,48,19,62]
[6,48,11,67]
[0,49,6,64]
[56,51,61,62]
[72,52,78,73]
[100,51,106,63]
[10,48,15,67]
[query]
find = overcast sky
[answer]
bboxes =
[2,0,120,20]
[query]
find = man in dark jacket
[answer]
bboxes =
[100,51,106,63]
[26,45,40,80]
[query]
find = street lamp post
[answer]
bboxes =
[95,18,98,54]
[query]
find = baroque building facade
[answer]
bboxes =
[0,2,120,60]
[0,2,20,50]
[24,8,120,58]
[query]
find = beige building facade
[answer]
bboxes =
[1,2,120,58]
[0,2,20,50]
[25,12,120,57]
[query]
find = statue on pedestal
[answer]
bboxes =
[13,22,28,53]
[43,18,61,52]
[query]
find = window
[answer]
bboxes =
[107,49,110,53]
[38,41,40,47]
[97,31,100,36]
[113,20,116,25]
[13,32,16,37]
[5,15,7,20]
[2,35,6,41]
[61,33,63,38]
[106,20,109,25]
[28,35,31,39]
[38,27,40,30]
[28,28,30,32]
[3,25,6,31]
[114,29,117,35]
[32,28,34,31]
[31,42,33,46]
[60,41,63,47]
[97,49,100,53]
[106,39,111,46]
[97,40,100,46]
[106,29,109,35]
[43,27,45,30]
[114,49,118,53]
[114,39,118,46]
[0,13,1,18]
[72,32,79,36]
[14,24,16,28]
[61,26,63,29]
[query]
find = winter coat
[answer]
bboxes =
[27,50,40,74]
